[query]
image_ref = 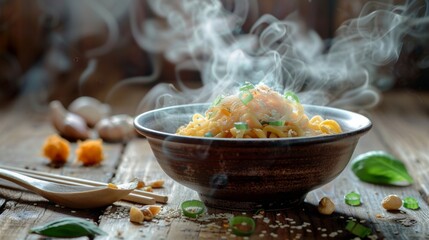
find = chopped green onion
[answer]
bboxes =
[211,95,224,107]
[204,132,213,137]
[284,91,300,103]
[403,197,419,210]
[345,192,361,206]
[239,82,255,91]
[268,121,285,126]
[229,216,255,237]
[239,90,253,105]
[345,220,371,238]
[234,122,249,130]
[181,200,206,218]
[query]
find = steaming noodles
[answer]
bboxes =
[177,84,342,138]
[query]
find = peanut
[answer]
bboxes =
[129,206,144,224]
[143,205,162,216]
[129,205,161,223]
[318,197,335,215]
[381,194,402,210]
[141,208,153,221]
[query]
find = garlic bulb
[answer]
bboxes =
[68,96,111,127]
[95,114,136,142]
[50,100,89,140]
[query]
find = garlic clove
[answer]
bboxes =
[68,96,111,127]
[50,100,89,141]
[95,114,136,142]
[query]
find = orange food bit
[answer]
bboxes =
[75,139,104,166]
[136,179,145,189]
[147,180,164,188]
[42,134,70,164]
[143,186,153,192]
[220,108,231,117]
[107,183,118,189]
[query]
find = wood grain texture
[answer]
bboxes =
[0,96,124,239]
[369,90,429,203]
[0,90,428,239]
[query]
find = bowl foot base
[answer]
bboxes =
[199,193,307,211]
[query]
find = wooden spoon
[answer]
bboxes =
[0,168,136,209]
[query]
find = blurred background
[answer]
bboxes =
[1,0,428,114]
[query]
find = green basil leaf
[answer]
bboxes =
[30,217,107,238]
[351,151,414,186]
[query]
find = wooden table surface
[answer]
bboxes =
[0,89,428,240]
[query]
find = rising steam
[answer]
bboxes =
[22,0,429,112]
[128,0,429,112]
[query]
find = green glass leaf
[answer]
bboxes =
[351,151,414,186]
[30,217,107,238]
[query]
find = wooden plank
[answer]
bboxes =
[369,90,429,202]
[99,91,429,240]
[1,89,429,239]
[0,96,124,238]
[306,90,429,239]
[0,96,124,182]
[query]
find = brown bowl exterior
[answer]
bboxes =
[134,104,372,211]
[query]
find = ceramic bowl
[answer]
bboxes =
[134,103,372,211]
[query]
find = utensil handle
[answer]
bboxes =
[0,168,46,196]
